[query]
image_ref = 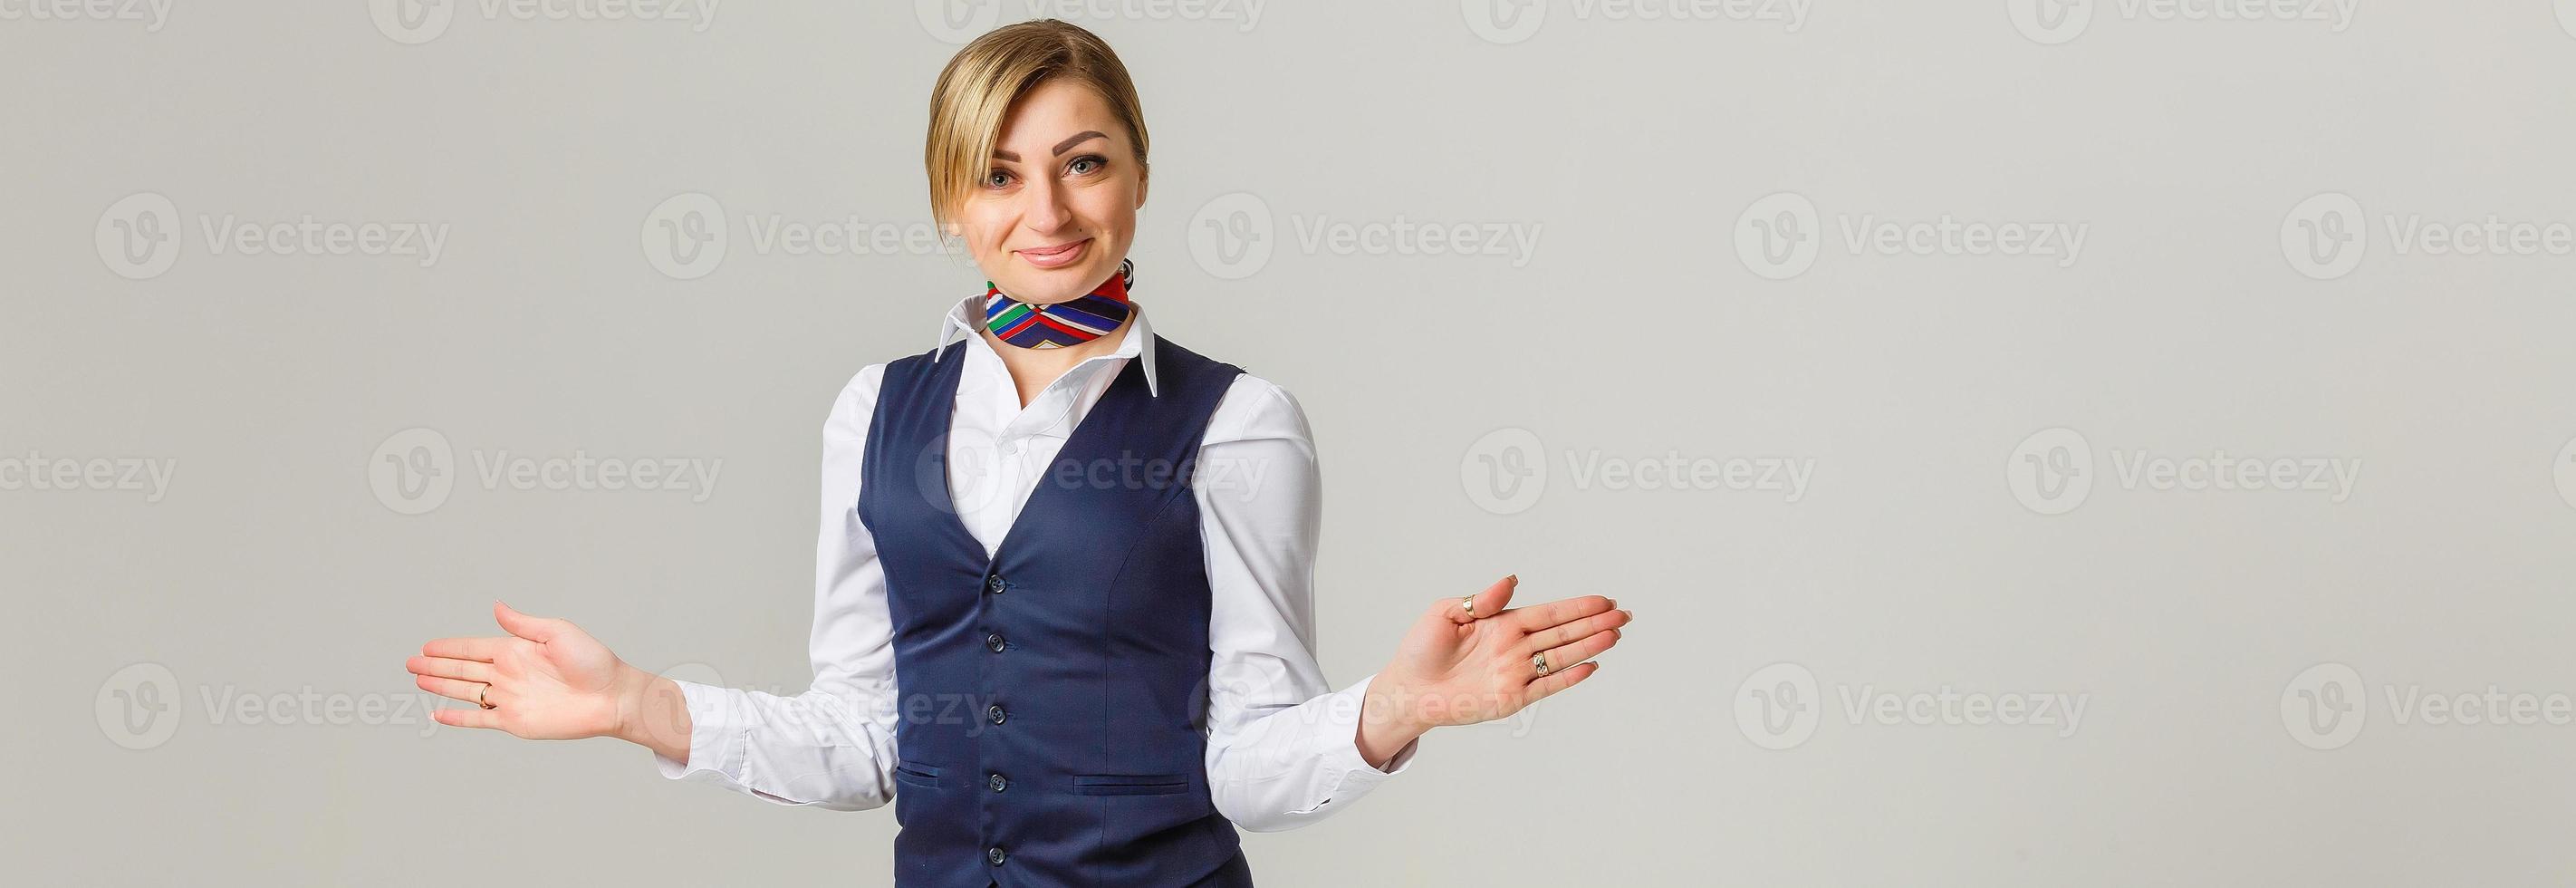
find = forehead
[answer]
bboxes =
[996,78,1121,147]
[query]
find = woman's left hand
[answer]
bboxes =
[1360,575,1630,755]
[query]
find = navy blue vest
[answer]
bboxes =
[857,334,1259,887]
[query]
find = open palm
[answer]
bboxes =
[1375,575,1629,729]
[408,601,627,739]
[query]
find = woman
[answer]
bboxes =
[405,19,1632,886]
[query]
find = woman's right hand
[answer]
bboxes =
[408,601,639,741]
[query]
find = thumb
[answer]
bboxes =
[493,600,566,643]
[1442,574,1519,625]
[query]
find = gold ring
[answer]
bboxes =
[1531,652,1551,677]
[1459,594,1476,617]
[476,684,496,709]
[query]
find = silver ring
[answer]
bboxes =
[1531,652,1551,677]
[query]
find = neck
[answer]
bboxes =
[981,316,1133,409]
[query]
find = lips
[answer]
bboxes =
[1014,237,1091,268]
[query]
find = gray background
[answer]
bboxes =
[8,1,2576,884]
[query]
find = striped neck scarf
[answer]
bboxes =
[983,259,1135,350]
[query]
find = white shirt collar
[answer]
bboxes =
[930,293,1159,397]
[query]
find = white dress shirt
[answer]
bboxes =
[653,294,1421,832]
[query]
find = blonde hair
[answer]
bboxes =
[925,19,1149,234]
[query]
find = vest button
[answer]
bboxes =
[988,772,1007,792]
[985,574,1006,594]
[985,632,1006,652]
[987,846,1006,866]
[986,703,1006,725]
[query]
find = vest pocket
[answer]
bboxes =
[1070,772,1191,796]
[893,759,945,789]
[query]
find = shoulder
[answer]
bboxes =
[822,362,890,441]
[1203,371,1314,452]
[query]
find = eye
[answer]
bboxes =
[983,169,1015,189]
[1066,154,1106,176]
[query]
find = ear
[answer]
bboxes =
[1134,161,1149,210]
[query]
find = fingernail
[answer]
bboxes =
[1506,574,1519,584]
[1622,609,1634,620]
[1607,597,1618,607]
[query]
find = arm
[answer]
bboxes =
[1198,376,1426,833]
[638,365,903,810]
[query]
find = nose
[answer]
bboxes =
[1021,176,1072,236]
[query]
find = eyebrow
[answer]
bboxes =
[991,130,1109,163]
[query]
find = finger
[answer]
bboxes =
[1523,660,1600,704]
[420,636,507,662]
[1534,627,1621,676]
[430,705,501,730]
[493,600,567,644]
[415,674,489,705]
[1441,574,1519,625]
[1517,606,1633,655]
[406,655,493,683]
[1504,594,1618,635]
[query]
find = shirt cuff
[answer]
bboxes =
[650,679,743,782]
[1291,671,1422,816]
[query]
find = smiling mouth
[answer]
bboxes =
[1014,237,1091,267]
